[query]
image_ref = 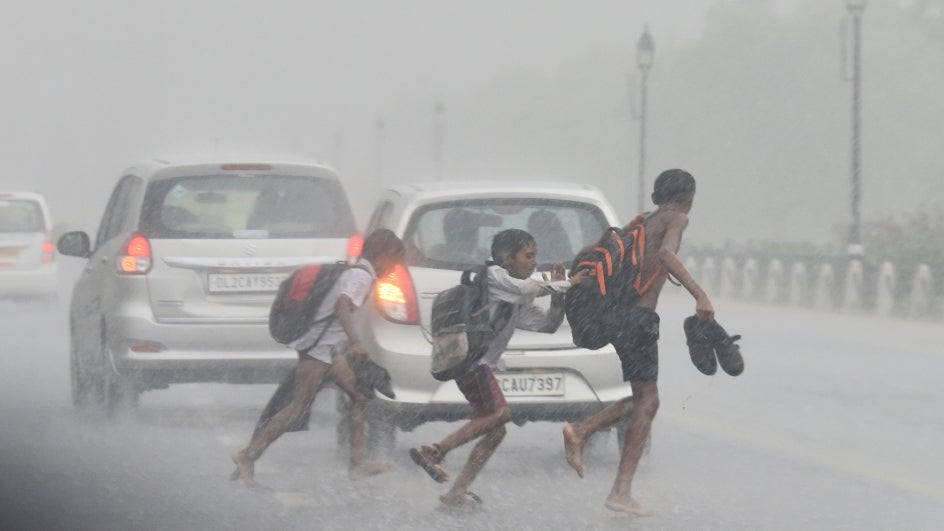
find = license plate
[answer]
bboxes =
[0,248,20,258]
[495,372,565,397]
[207,272,289,293]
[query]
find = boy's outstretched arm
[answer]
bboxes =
[656,213,715,321]
[519,263,585,333]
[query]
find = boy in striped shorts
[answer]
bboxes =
[409,228,585,510]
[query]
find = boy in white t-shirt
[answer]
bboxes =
[232,229,405,483]
[409,228,586,510]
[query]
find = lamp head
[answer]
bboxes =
[846,0,867,15]
[636,26,654,70]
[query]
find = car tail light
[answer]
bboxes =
[41,236,55,263]
[347,233,364,261]
[220,164,272,171]
[375,263,419,324]
[129,340,165,353]
[117,233,152,274]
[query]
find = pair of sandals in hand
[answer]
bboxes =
[684,316,745,376]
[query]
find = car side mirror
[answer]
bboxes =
[57,231,91,258]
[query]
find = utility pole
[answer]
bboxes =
[634,26,654,213]
[434,100,445,180]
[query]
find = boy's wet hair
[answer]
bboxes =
[491,228,536,263]
[652,169,696,205]
[361,228,404,262]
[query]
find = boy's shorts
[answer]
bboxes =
[455,364,507,418]
[296,342,346,364]
[612,308,660,382]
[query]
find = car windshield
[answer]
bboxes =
[0,199,45,233]
[404,199,610,270]
[139,174,356,239]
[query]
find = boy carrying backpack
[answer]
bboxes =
[231,229,405,484]
[409,228,586,510]
[561,169,742,516]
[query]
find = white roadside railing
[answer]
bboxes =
[680,255,941,321]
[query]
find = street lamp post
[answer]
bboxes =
[635,26,654,213]
[374,115,385,184]
[433,100,445,181]
[845,0,866,257]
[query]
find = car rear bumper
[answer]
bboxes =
[107,312,297,386]
[363,314,633,430]
[370,396,624,431]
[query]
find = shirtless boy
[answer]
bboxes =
[562,169,714,516]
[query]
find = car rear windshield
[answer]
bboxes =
[139,174,357,239]
[404,199,610,270]
[0,199,46,233]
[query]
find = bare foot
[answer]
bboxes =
[231,450,255,485]
[562,423,585,478]
[349,461,392,481]
[605,495,654,517]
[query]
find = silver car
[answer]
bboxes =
[0,192,58,305]
[355,181,632,452]
[57,159,360,414]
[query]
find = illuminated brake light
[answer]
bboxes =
[375,263,419,324]
[347,233,364,261]
[41,237,55,263]
[118,233,152,274]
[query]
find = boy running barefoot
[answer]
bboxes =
[232,229,404,484]
[562,169,714,516]
[410,228,586,510]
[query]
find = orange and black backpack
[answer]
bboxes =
[565,214,664,349]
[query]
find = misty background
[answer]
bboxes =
[2,0,942,249]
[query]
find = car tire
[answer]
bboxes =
[103,370,139,418]
[96,322,139,418]
[70,344,95,410]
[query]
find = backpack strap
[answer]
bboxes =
[310,262,372,349]
[627,212,669,295]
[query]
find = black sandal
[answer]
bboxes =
[439,491,483,512]
[684,315,717,375]
[699,318,745,376]
[409,444,449,483]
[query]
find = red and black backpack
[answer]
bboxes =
[268,263,365,345]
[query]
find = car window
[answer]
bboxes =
[138,174,356,239]
[95,176,140,248]
[366,200,394,233]
[0,199,45,233]
[404,199,609,270]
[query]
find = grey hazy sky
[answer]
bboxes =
[3,0,939,252]
[0,1,714,226]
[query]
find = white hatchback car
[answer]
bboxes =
[0,192,58,305]
[355,181,632,451]
[56,158,361,414]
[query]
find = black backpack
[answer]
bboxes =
[268,262,362,345]
[429,264,510,381]
[565,217,658,350]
